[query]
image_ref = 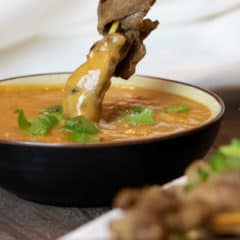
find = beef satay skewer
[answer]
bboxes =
[63,21,129,121]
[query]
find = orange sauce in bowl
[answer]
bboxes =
[0,84,211,143]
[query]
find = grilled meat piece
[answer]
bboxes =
[113,188,143,210]
[111,170,240,239]
[185,169,240,211]
[98,0,157,34]
[98,0,159,79]
[63,33,128,120]
[63,0,158,120]
[111,187,179,240]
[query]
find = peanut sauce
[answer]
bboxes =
[0,84,211,143]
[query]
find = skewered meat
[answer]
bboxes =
[98,0,159,79]
[111,169,240,239]
[185,169,240,211]
[63,33,128,120]
[63,0,158,120]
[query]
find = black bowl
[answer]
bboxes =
[0,73,225,206]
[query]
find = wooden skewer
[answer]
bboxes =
[108,21,120,34]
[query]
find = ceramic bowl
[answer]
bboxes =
[0,73,225,206]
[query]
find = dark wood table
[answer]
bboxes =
[0,89,239,240]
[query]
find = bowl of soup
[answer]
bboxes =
[0,73,224,206]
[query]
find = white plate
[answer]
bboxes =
[59,177,186,240]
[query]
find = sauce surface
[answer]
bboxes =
[0,84,211,143]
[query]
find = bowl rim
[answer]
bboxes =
[0,72,225,148]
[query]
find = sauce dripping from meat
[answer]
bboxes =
[63,33,128,121]
[63,0,158,122]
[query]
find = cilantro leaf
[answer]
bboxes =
[16,108,60,136]
[40,105,63,114]
[197,167,209,181]
[183,182,195,192]
[219,138,240,158]
[63,116,100,143]
[69,133,100,143]
[40,105,63,121]
[162,105,190,113]
[184,167,210,192]
[63,116,99,134]
[131,107,145,113]
[209,153,226,172]
[224,157,240,169]
[122,107,154,125]
[16,106,100,142]
[210,139,240,172]
[15,109,31,132]
[185,138,240,192]
[30,114,59,136]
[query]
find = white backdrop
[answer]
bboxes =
[0,0,239,89]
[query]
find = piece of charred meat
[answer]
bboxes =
[63,0,158,121]
[111,171,240,240]
[110,139,240,240]
[111,187,180,240]
[98,0,159,79]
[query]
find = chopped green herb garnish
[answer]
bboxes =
[122,107,155,125]
[184,167,210,192]
[63,116,99,134]
[197,167,210,181]
[30,114,59,136]
[183,182,195,192]
[40,105,63,114]
[131,107,145,113]
[15,109,60,136]
[16,105,100,142]
[69,133,100,143]
[224,157,240,169]
[63,116,100,143]
[219,138,240,158]
[40,105,63,121]
[185,138,240,192]
[210,152,240,171]
[162,105,190,113]
[210,138,240,172]
[209,153,226,172]
[15,109,31,132]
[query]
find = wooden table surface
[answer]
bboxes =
[0,89,239,240]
